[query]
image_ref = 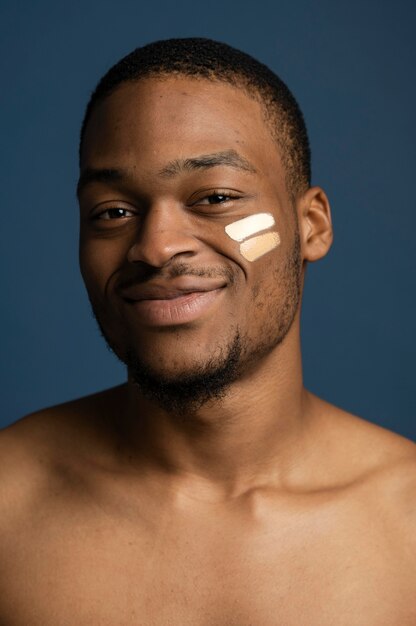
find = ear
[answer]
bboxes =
[297,186,333,262]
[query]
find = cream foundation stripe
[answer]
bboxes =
[225,213,275,242]
[240,232,281,262]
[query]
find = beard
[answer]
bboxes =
[89,229,302,415]
[125,329,243,414]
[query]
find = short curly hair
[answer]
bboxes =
[80,37,311,197]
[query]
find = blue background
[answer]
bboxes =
[1,0,415,439]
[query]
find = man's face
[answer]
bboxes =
[78,77,302,408]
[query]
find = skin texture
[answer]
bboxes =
[0,77,415,625]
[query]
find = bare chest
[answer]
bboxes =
[1,499,415,625]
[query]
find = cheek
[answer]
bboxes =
[224,212,281,263]
[79,239,124,295]
[239,232,280,262]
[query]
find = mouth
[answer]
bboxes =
[122,287,226,327]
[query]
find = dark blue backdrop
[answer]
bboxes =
[1,0,415,439]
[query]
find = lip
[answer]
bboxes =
[119,276,227,301]
[123,287,225,326]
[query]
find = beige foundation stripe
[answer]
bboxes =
[240,232,280,262]
[225,213,275,242]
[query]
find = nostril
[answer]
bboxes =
[126,227,199,268]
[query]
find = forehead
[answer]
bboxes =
[81,77,283,180]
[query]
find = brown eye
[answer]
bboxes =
[206,194,229,204]
[97,208,135,220]
[196,193,237,206]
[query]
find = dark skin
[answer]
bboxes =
[0,77,415,625]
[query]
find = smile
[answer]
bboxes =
[123,287,225,326]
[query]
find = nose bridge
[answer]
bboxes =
[127,199,196,267]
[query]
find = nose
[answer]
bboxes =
[127,202,198,268]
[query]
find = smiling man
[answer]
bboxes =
[1,38,415,625]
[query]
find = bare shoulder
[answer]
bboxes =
[357,420,416,558]
[0,384,127,458]
[312,394,416,532]
[0,385,127,525]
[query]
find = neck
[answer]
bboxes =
[114,320,314,497]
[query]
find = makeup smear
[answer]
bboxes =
[225,212,280,261]
[225,213,275,242]
[240,232,281,261]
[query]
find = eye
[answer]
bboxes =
[195,192,239,206]
[95,207,136,220]
[204,194,230,204]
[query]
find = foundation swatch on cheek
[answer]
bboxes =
[225,212,281,262]
[239,231,281,261]
[225,213,275,242]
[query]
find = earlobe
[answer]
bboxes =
[298,186,333,262]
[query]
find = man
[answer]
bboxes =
[0,38,415,625]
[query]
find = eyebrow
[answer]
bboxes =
[77,149,257,195]
[157,149,258,178]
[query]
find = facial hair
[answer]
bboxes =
[90,229,302,414]
[126,329,243,414]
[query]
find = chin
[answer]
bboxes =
[122,331,244,412]
[125,343,230,383]
[129,357,199,384]
[120,323,234,373]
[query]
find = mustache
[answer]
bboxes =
[116,262,236,290]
